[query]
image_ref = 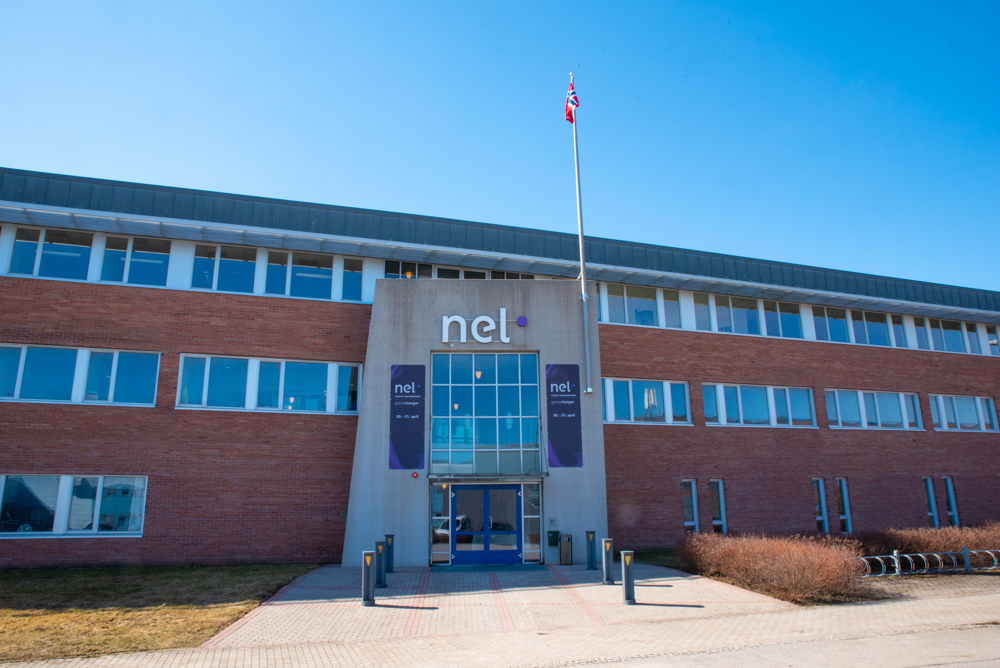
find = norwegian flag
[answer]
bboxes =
[565,81,579,123]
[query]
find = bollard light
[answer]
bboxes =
[362,551,376,606]
[621,550,635,605]
[375,541,387,588]
[385,534,395,574]
[602,538,615,585]
[586,531,597,570]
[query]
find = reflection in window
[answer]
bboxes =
[385,261,432,279]
[715,296,759,335]
[217,246,256,293]
[987,326,999,357]
[603,379,689,424]
[39,230,93,280]
[929,394,996,431]
[127,238,171,286]
[101,237,128,282]
[10,228,40,275]
[813,307,850,343]
[704,384,814,426]
[19,347,77,401]
[0,475,59,533]
[337,365,359,411]
[826,389,920,429]
[98,477,146,532]
[283,361,327,411]
[290,253,333,299]
[206,357,248,408]
[763,301,802,338]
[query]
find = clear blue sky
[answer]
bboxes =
[1,2,997,290]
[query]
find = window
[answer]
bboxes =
[177,354,360,413]
[8,228,94,280]
[265,252,289,294]
[812,478,829,533]
[851,311,891,346]
[431,353,540,475]
[913,317,930,350]
[606,284,658,326]
[681,480,699,532]
[663,290,682,328]
[191,245,257,293]
[891,315,907,348]
[385,261,432,279]
[824,390,921,429]
[928,395,997,432]
[836,478,852,533]
[290,253,333,299]
[601,379,690,424]
[943,477,959,527]
[99,236,171,286]
[987,326,999,356]
[342,258,363,300]
[703,384,814,427]
[965,323,982,355]
[715,296,759,335]
[490,271,534,279]
[101,237,128,282]
[435,267,494,280]
[813,307,850,343]
[693,293,711,331]
[0,475,147,536]
[763,301,802,338]
[923,477,939,527]
[0,345,159,405]
[522,483,541,563]
[431,483,450,563]
[437,268,461,279]
[926,319,966,353]
[708,480,726,533]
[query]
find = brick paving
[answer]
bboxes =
[6,567,1000,668]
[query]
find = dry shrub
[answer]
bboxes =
[854,523,1000,556]
[678,533,873,604]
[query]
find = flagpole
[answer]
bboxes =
[570,72,593,394]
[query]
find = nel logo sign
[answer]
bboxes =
[441,308,527,344]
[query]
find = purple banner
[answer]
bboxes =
[546,364,582,468]
[389,365,425,470]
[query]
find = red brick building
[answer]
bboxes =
[0,167,997,568]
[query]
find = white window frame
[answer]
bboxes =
[0,474,148,539]
[601,378,691,425]
[923,477,939,527]
[681,479,699,533]
[825,389,922,430]
[813,477,829,533]
[708,479,727,533]
[703,384,815,428]
[175,353,361,414]
[928,394,998,432]
[943,476,959,527]
[836,477,852,534]
[0,344,160,407]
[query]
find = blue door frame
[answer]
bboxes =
[450,484,522,565]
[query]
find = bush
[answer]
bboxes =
[853,523,1000,556]
[678,533,873,604]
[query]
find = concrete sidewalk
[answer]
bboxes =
[6,566,1000,668]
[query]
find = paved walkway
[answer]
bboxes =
[6,566,1000,667]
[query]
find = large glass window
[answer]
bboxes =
[342,258,363,300]
[265,252,288,294]
[283,362,326,411]
[207,357,249,408]
[928,394,997,432]
[913,317,930,350]
[101,237,129,282]
[127,238,171,286]
[693,293,711,331]
[290,253,333,299]
[217,246,256,293]
[38,230,93,280]
[10,228,40,275]
[336,365,359,411]
[851,311,890,347]
[431,353,540,475]
[663,290,681,328]
[0,474,147,536]
[715,296,760,335]
[703,384,814,426]
[965,323,982,355]
[987,325,999,357]
[602,378,689,424]
[192,245,216,289]
[604,284,657,326]
[385,261,432,279]
[0,475,60,533]
[928,319,966,353]
[19,347,77,401]
[0,346,21,397]
[825,389,919,429]
[763,301,802,338]
[813,307,850,343]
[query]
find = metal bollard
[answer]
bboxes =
[385,534,395,574]
[621,550,635,605]
[962,546,972,573]
[375,541,387,588]
[586,531,597,570]
[602,538,615,585]
[362,551,376,606]
[892,549,901,576]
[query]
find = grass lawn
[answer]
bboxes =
[0,564,316,663]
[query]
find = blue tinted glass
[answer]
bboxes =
[497,355,519,384]
[451,418,473,446]
[627,286,658,326]
[813,309,829,341]
[451,385,472,416]
[431,418,449,448]
[731,298,759,335]
[265,263,286,294]
[498,417,520,446]
[474,355,496,384]
[342,268,362,300]
[0,347,21,397]
[827,309,849,342]
[724,386,740,423]
[217,254,255,293]
[519,355,538,384]
[740,386,769,424]
[432,386,450,416]
[283,362,327,411]
[613,380,630,420]
[497,385,519,416]
[774,388,789,424]
[671,383,688,421]
[451,355,472,384]
[702,385,718,422]
[336,365,358,411]
[38,231,92,279]
[257,362,280,408]
[779,304,802,338]
[474,386,496,416]
[715,296,733,332]
[837,391,861,427]
[85,352,114,401]
[631,381,665,422]
[763,302,781,336]
[289,255,332,299]
[475,418,497,447]
[113,353,159,405]
[521,417,539,446]
[520,386,539,416]
[10,239,38,274]
[191,252,214,289]
[852,312,868,344]
[865,314,890,346]
[180,358,206,405]
[20,347,76,400]
[1,475,59,532]
[942,321,965,352]
[432,355,449,384]
[206,357,247,407]
[128,249,170,286]
[101,249,126,281]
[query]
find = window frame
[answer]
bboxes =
[601,378,691,425]
[702,383,816,428]
[7,227,95,281]
[928,394,998,432]
[0,474,148,539]
[175,353,361,414]
[824,389,922,430]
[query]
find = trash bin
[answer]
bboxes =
[559,534,573,565]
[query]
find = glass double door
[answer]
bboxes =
[451,485,522,565]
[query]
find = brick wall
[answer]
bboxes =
[599,323,1000,551]
[0,276,370,568]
